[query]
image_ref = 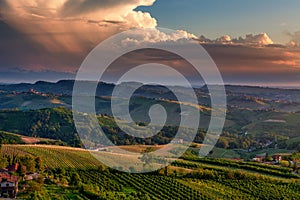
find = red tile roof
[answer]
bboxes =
[0,173,18,183]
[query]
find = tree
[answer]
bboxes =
[17,163,25,178]
[35,157,44,172]
[293,161,298,172]
[70,172,81,186]
[164,167,168,176]
[20,156,36,172]
[98,164,106,172]
[0,157,8,168]
[216,138,229,149]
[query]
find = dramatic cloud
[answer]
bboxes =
[0,0,161,76]
[0,0,199,76]
[0,0,300,86]
[0,0,157,55]
[198,33,273,46]
[1,0,157,26]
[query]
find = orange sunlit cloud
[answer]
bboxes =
[0,0,300,86]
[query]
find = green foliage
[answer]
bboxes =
[0,108,81,147]
[70,172,81,186]
[1,153,44,175]
[29,191,45,200]
[0,131,24,144]
[19,155,36,172]
[35,157,44,172]
[17,163,25,177]
[0,108,203,146]
[179,156,297,179]
[0,157,8,168]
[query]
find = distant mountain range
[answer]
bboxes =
[1,80,300,101]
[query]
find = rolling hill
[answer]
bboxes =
[1,144,299,199]
[1,80,300,153]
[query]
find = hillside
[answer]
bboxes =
[0,107,81,147]
[1,80,300,154]
[1,145,101,169]
[1,145,299,199]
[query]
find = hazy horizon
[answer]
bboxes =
[1,0,300,87]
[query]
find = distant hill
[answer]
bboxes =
[0,131,59,145]
[2,80,300,102]
[1,80,300,151]
[0,131,24,144]
[0,107,206,147]
[0,107,81,147]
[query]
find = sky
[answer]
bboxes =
[136,0,300,44]
[0,0,300,87]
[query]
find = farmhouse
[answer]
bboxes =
[0,173,18,198]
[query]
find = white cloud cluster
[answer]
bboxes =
[121,29,197,46]
[198,33,274,46]
[215,35,232,44]
[233,33,274,45]
[123,10,157,28]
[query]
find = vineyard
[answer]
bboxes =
[174,158,298,179]
[1,145,300,199]
[1,145,101,168]
[52,168,300,199]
